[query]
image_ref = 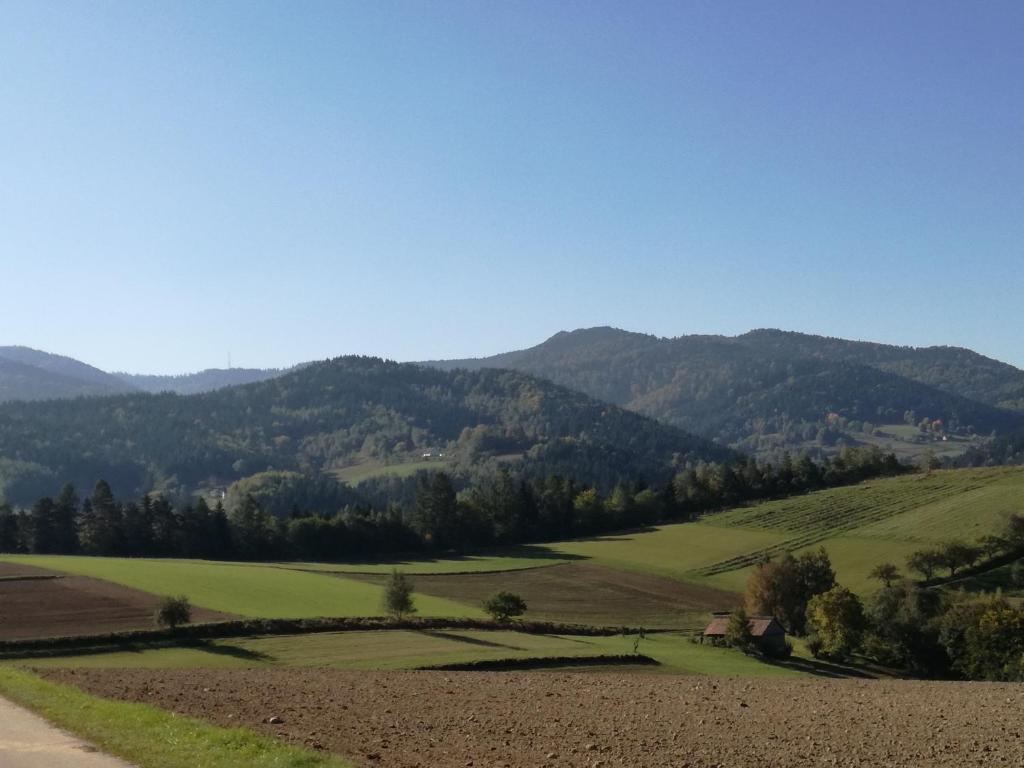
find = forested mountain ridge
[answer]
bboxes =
[0,347,135,401]
[116,367,292,395]
[425,327,1024,455]
[0,355,728,505]
[0,346,291,402]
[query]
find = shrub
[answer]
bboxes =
[382,569,416,620]
[483,591,527,622]
[154,595,192,630]
[724,608,756,653]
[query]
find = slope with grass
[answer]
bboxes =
[535,467,1024,594]
[0,556,478,619]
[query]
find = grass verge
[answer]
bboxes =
[0,666,350,768]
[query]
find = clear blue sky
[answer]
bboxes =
[2,1,1022,373]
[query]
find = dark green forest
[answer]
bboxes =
[429,327,1024,455]
[0,356,728,505]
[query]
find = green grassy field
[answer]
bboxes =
[542,524,788,581]
[0,555,480,619]
[11,629,805,678]
[0,667,349,768]
[536,467,1024,595]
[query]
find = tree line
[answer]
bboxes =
[0,446,907,561]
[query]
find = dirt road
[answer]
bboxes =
[0,696,133,768]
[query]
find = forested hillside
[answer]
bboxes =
[428,327,1024,455]
[0,348,135,402]
[0,356,728,505]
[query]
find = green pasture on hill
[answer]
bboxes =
[10,629,805,678]
[538,467,1024,595]
[541,524,788,581]
[0,555,479,619]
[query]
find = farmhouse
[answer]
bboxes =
[702,613,787,653]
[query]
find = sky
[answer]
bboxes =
[1,1,1022,373]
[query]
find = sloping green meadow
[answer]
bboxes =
[540,467,1024,594]
[0,555,479,619]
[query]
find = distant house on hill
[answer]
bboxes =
[702,613,787,653]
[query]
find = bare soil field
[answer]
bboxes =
[0,563,229,640]
[42,667,1024,767]
[352,563,739,628]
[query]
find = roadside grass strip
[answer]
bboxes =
[0,667,350,768]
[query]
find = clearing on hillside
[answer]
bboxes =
[46,668,1024,767]
[0,562,229,640]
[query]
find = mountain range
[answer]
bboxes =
[1,328,1022,501]
[0,346,284,402]
[0,356,725,504]
[424,327,1024,454]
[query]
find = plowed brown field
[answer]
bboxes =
[350,563,739,628]
[42,667,1024,768]
[0,562,229,640]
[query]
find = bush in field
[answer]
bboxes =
[155,595,192,630]
[482,591,527,622]
[382,570,416,620]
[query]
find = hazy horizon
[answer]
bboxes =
[5,323,1023,377]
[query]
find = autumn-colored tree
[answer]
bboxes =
[806,586,866,660]
[746,549,835,634]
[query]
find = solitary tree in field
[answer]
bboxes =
[383,570,416,620]
[155,595,192,630]
[907,548,943,581]
[869,563,901,588]
[483,591,527,622]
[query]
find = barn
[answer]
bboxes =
[702,613,788,653]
